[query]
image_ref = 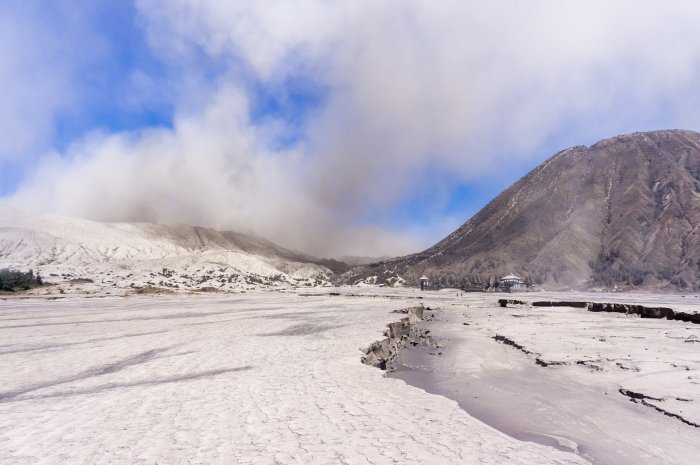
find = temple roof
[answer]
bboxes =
[501,274,523,281]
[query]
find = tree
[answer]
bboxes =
[0,269,44,292]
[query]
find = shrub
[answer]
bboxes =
[0,269,43,292]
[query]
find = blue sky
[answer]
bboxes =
[0,1,172,191]
[3,1,700,257]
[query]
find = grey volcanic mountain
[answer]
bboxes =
[344,130,700,291]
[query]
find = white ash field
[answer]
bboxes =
[387,290,700,465]
[0,289,698,465]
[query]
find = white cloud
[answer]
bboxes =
[8,86,418,257]
[7,1,700,256]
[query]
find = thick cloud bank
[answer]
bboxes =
[6,1,700,256]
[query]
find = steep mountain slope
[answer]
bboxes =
[0,205,333,291]
[344,130,700,291]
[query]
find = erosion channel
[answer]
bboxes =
[379,300,699,465]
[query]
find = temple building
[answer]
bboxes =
[501,273,525,289]
[419,276,429,290]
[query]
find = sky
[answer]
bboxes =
[3,1,700,258]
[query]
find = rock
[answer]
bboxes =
[362,306,433,371]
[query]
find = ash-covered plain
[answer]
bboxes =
[0,291,588,465]
[387,290,700,465]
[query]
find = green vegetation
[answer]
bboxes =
[0,269,43,292]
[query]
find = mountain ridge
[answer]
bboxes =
[343,129,700,291]
[0,205,336,292]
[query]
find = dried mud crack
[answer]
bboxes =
[499,299,700,324]
[361,305,439,371]
[619,389,700,428]
[493,335,604,370]
[493,335,533,355]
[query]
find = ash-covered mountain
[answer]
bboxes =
[344,130,700,291]
[0,205,336,291]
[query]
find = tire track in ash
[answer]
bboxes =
[2,366,253,403]
[0,347,173,402]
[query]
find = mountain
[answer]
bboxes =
[343,129,700,291]
[0,205,334,292]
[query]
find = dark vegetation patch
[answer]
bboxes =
[0,269,43,292]
[589,248,698,290]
